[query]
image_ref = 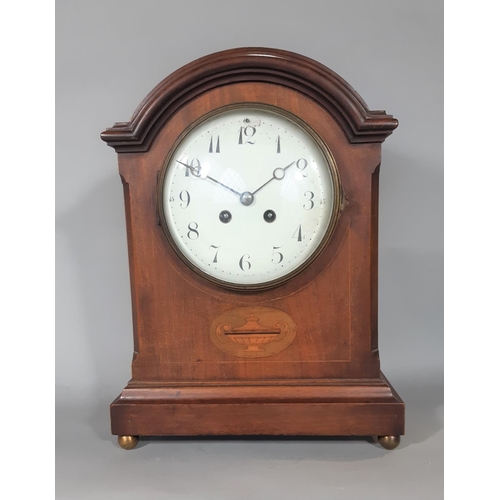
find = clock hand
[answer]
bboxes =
[205,175,242,197]
[251,161,296,196]
[176,160,242,197]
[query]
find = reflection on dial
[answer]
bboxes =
[161,106,336,287]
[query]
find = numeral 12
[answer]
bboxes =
[238,126,256,145]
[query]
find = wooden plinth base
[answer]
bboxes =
[110,373,404,438]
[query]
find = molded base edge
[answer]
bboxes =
[110,374,404,437]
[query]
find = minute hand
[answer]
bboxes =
[251,161,296,196]
[176,160,242,197]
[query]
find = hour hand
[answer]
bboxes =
[251,160,296,196]
[176,160,242,197]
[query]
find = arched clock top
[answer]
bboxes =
[101,47,398,152]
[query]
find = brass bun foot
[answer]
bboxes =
[118,435,139,450]
[378,435,400,450]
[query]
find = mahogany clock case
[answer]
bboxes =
[101,48,404,441]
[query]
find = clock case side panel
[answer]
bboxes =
[371,163,381,355]
[118,163,143,362]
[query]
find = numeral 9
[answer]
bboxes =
[179,190,190,209]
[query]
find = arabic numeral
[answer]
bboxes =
[272,246,284,264]
[185,158,201,177]
[209,135,220,153]
[179,190,190,209]
[296,158,308,176]
[238,125,256,145]
[239,254,251,271]
[292,225,304,242]
[210,245,220,263]
[187,222,199,240]
[303,191,314,210]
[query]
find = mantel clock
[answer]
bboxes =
[101,48,404,450]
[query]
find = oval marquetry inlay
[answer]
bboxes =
[209,306,297,358]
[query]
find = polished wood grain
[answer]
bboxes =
[111,375,404,436]
[116,82,376,381]
[101,47,398,152]
[102,48,404,440]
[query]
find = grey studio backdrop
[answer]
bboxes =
[56,1,443,499]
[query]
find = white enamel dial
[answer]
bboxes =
[161,106,337,287]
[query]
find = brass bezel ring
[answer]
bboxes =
[157,102,344,292]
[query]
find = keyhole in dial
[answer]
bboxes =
[219,210,232,223]
[263,210,276,223]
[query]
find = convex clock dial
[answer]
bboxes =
[159,106,342,289]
